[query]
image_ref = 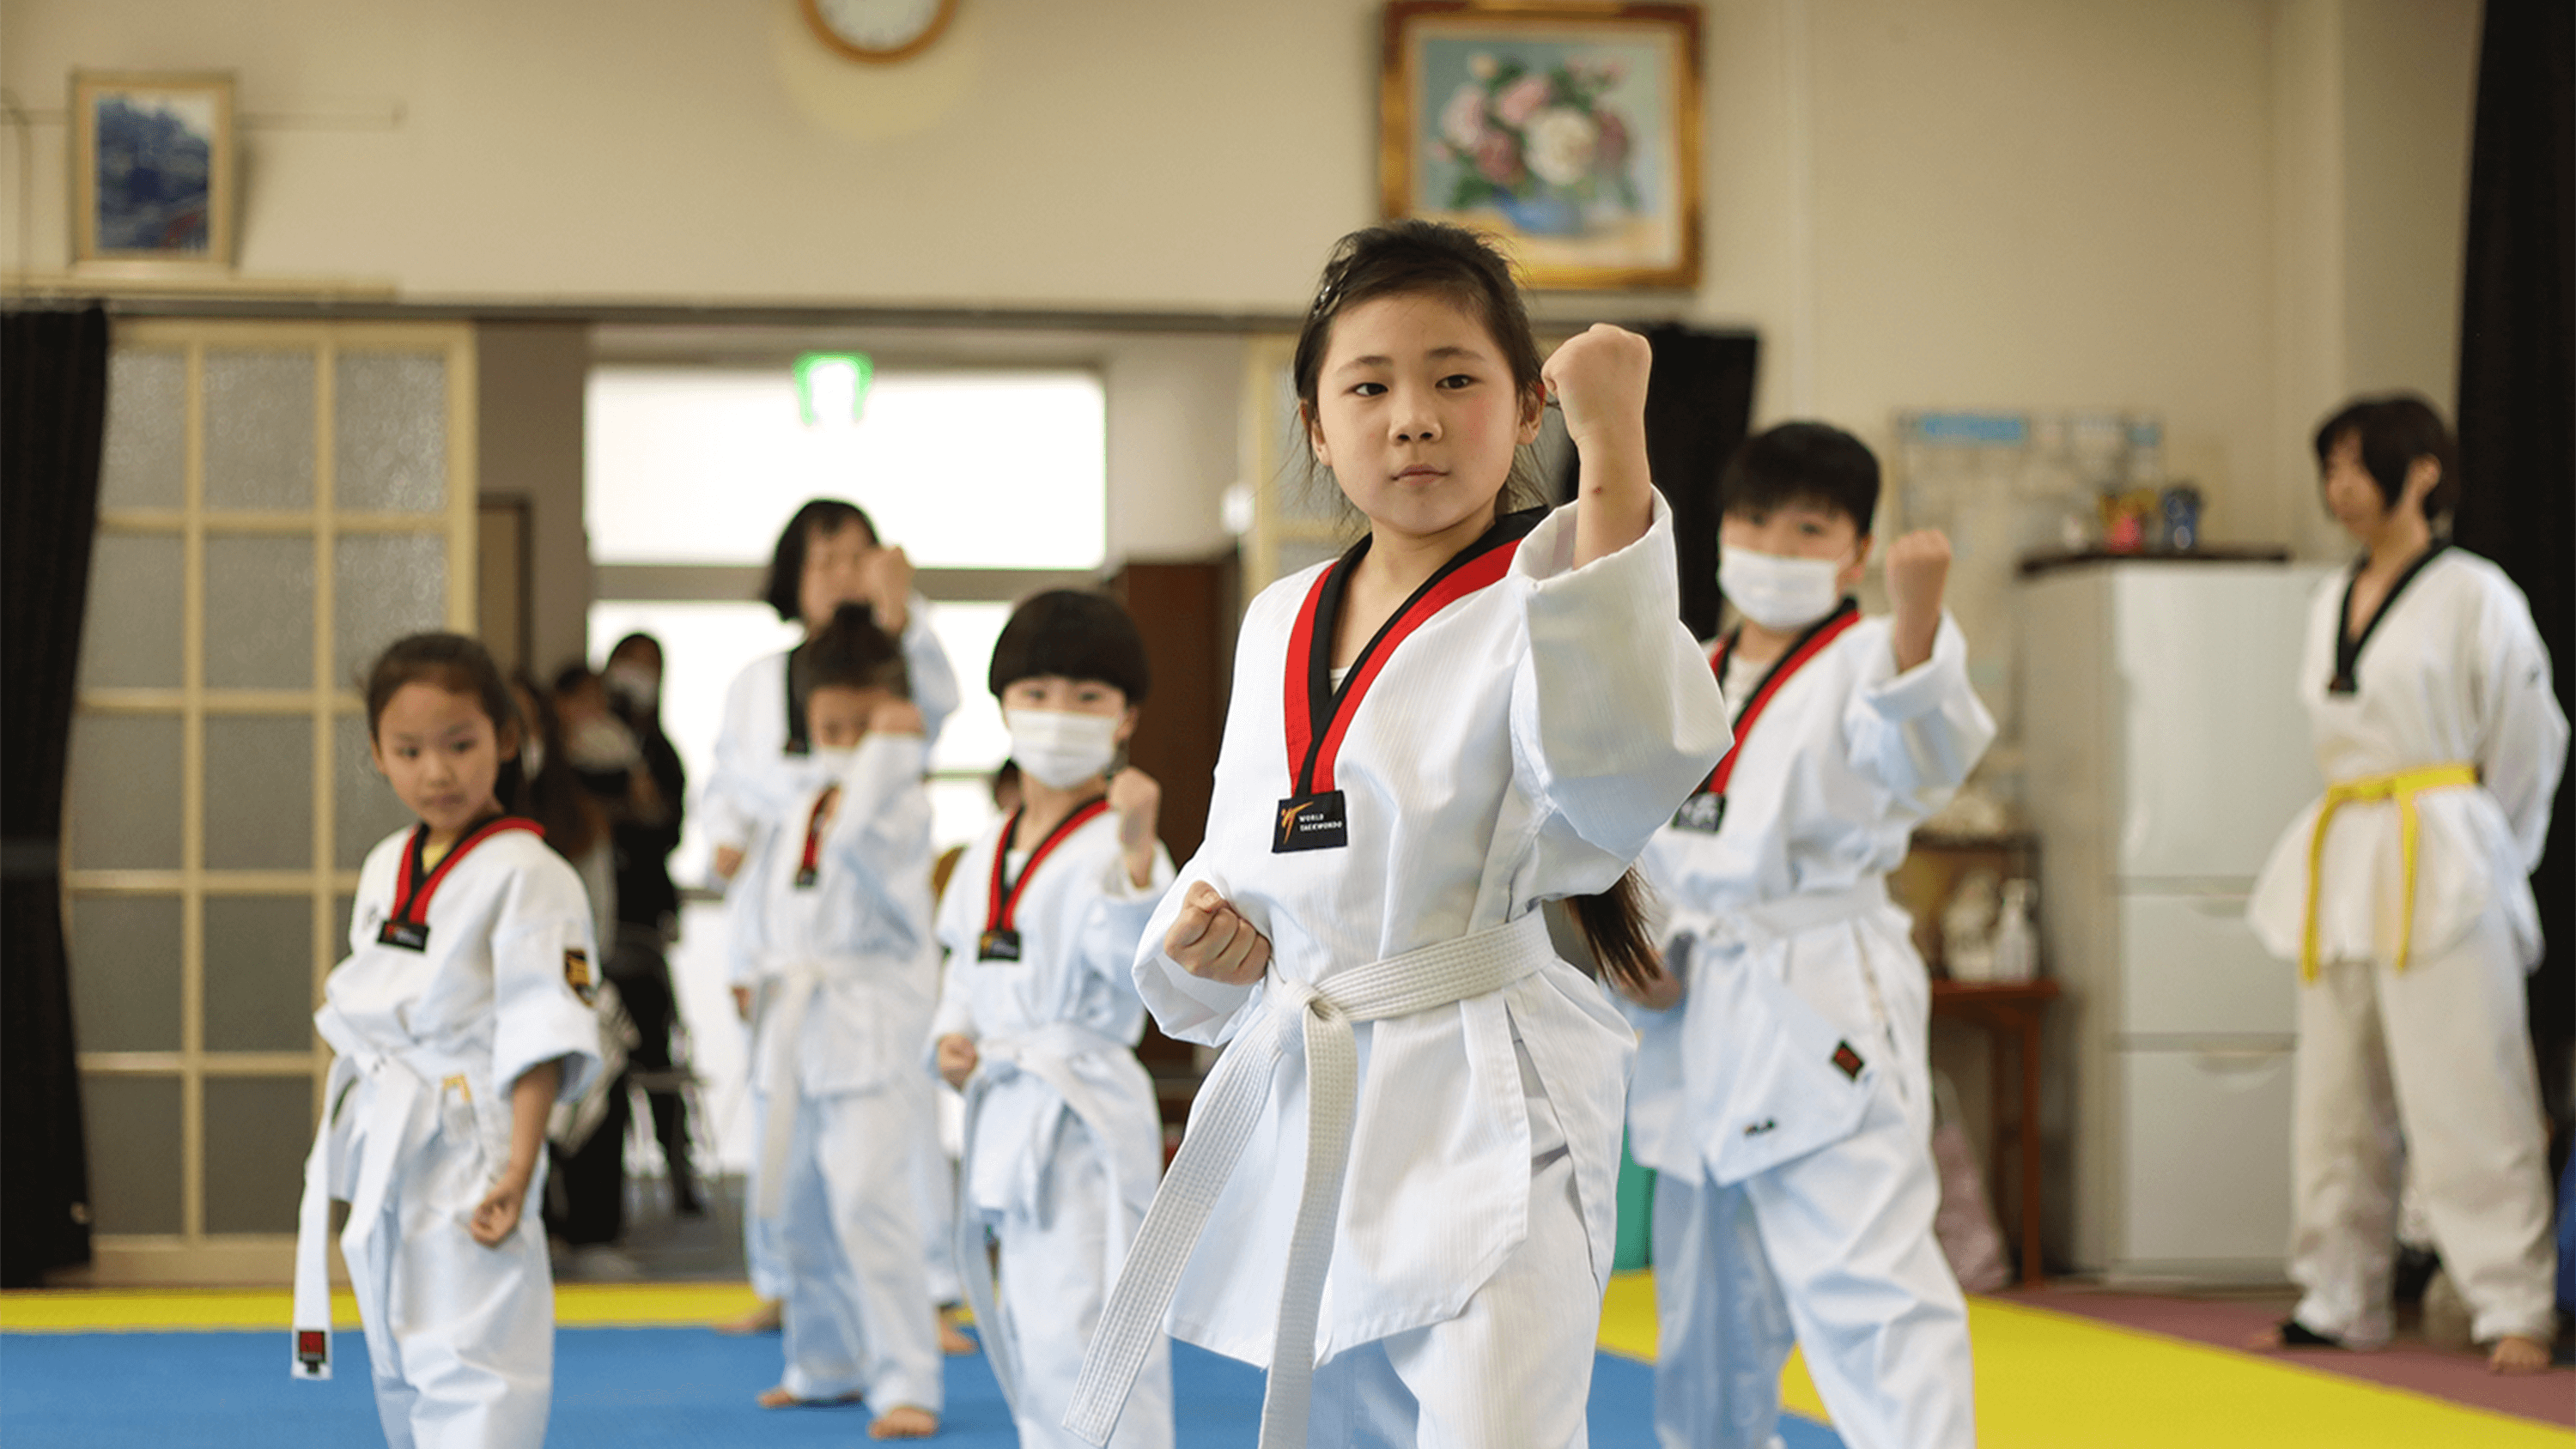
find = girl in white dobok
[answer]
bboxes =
[291,634,604,1449]
[2247,394,2567,1373]
[1068,221,1729,1448]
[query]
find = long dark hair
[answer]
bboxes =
[761,499,879,622]
[362,632,526,812]
[1289,220,1662,995]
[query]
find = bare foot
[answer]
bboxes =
[756,1385,863,1409]
[939,1319,976,1355]
[2248,1319,2342,1351]
[869,1404,939,1439]
[2488,1335,2550,1374]
[715,1300,782,1336]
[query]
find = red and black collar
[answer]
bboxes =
[979,797,1112,960]
[1699,597,1862,799]
[1283,506,1546,798]
[380,814,544,948]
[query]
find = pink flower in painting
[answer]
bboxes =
[1595,108,1631,168]
[1473,130,1526,187]
[1525,106,1599,187]
[1495,74,1553,127]
[1440,83,1490,149]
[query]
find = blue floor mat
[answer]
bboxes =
[0,1326,1838,1446]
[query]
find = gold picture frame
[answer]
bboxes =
[70,70,237,272]
[1381,2,1702,290]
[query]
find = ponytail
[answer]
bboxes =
[1568,868,1661,995]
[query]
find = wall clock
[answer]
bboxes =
[800,0,958,63]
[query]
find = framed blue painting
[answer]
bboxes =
[1381,3,1702,290]
[71,71,236,270]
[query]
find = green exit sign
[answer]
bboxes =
[794,353,873,425]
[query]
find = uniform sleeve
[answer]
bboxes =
[822,733,938,959]
[700,659,769,854]
[489,854,607,1104]
[1509,493,1733,864]
[2470,578,2570,870]
[898,598,963,749]
[1081,840,1174,1000]
[1840,612,1997,815]
[927,838,982,1053]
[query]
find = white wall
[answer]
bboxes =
[3,0,2483,558]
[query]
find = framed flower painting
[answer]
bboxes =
[1381,3,1702,290]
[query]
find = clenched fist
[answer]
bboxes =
[1163,881,1271,986]
[935,1033,978,1089]
[1108,767,1162,889]
[1884,529,1952,672]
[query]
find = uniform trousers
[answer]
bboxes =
[771,1079,946,1411]
[1303,1049,1600,1449]
[987,1119,1172,1449]
[2290,903,2557,1346]
[1651,1080,1974,1449]
[349,1107,554,1449]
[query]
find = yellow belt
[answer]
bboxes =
[2301,761,2478,980]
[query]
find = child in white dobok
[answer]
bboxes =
[1067,221,1729,1449]
[2247,395,2567,1373]
[932,590,1175,1449]
[1619,422,1992,1449]
[731,608,945,1437]
[707,498,967,1342]
[292,634,604,1449]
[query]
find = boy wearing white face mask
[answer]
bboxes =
[930,590,1176,1449]
[727,609,945,1439]
[1617,421,1996,1449]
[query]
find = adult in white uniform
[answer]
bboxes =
[730,609,946,1437]
[293,634,605,1449]
[933,590,1176,1449]
[2247,395,2567,1373]
[1070,222,1729,1449]
[706,500,963,1326]
[1623,422,1991,1449]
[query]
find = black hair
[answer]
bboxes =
[606,632,663,671]
[507,671,605,860]
[1291,220,1552,518]
[761,499,880,622]
[362,633,526,808]
[987,590,1151,703]
[1288,222,1660,996]
[2312,393,2459,520]
[1720,421,1881,536]
[793,603,909,700]
[551,662,600,697]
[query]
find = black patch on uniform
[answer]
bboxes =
[977,928,1023,963]
[1670,791,1726,834]
[564,948,597,1003]
[1273,791,1348,853]
[377,919,429,952]
[1832,1041,1865,1080]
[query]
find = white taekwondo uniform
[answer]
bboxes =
[1068,498,1729,1449]
[932,798,1175,1449]
[706,600,961,1305]
[2248,543,2567,1348]
[291,816,605,1449]
[732,732,946,1414]
[1629,603,1992,1449]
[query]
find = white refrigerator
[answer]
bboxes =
[2020,557,2334,1281]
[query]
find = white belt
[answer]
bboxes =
[290,1008,476,1381]
[1682,876,1893,953]
[750,967,826,1224]
[1066,910,1557,1448]
[956,1020,1133,1416]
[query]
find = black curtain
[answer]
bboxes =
[2451,0,2575,1125]
[1,307,108,1285]
[1557,325,1760,640]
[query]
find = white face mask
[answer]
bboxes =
[1718,548,1845,632]
[1005,707,1121,791]
[602,664,659,713]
